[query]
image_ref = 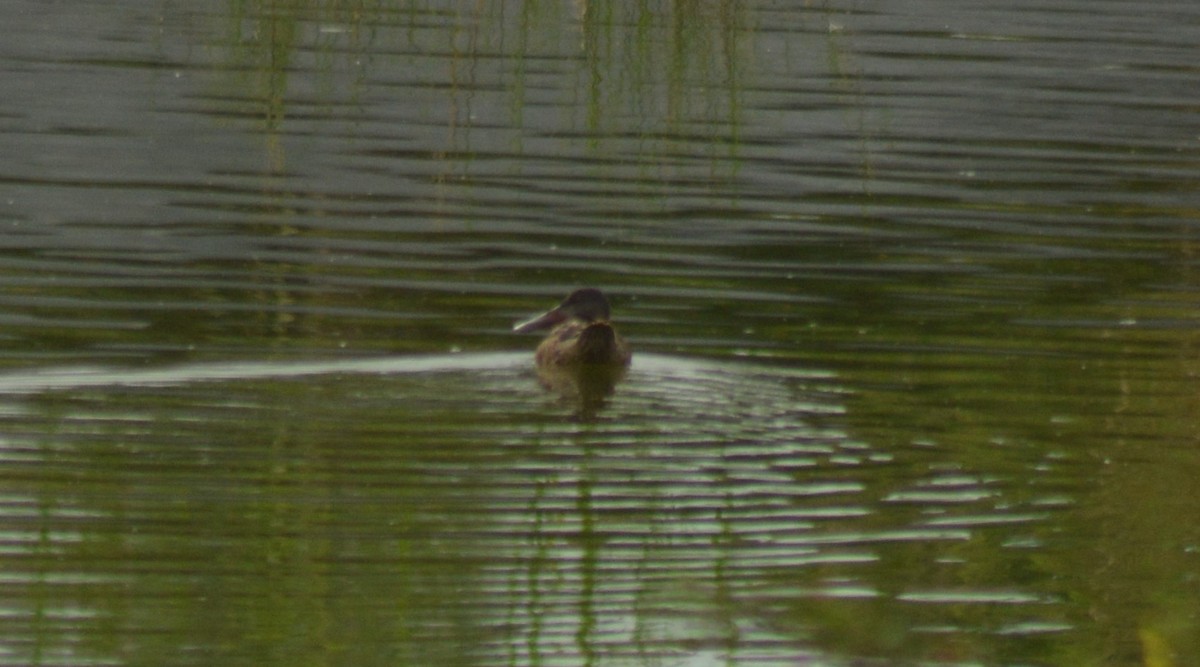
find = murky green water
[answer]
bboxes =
[2,0,1198,665]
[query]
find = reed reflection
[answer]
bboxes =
[212,0,750,180]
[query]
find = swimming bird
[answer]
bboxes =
[512,288,632,368]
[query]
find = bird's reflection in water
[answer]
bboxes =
[535,363,628,419]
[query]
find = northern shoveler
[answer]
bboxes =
[513,288,632,369]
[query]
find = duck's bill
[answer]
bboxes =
[513,308,566,333]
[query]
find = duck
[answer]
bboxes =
[513,288,632,368]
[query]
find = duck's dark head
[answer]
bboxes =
[513,288,613,333]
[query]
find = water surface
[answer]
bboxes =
[2,0,1198,665]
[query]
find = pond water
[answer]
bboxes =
[2,0,1199,665]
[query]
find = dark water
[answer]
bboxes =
[2,0,1199,665]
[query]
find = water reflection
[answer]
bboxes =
[3,0,1200,663]
[0,353,860,665]
[533,363,627,418]
[212,0,750,185]
[1,352,1089,664]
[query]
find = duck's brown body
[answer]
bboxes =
[514,288,632,370]
[514,289,631,413]
[533,320,632,368]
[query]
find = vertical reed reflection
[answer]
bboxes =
[214,0,752,183]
